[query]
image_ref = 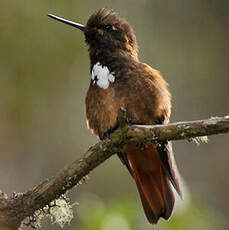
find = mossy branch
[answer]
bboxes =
[0,115,228,230]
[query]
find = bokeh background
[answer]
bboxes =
[0,0,228,229]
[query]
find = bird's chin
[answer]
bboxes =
[86,38,102,49]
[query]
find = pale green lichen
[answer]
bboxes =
[188,136,209,145]
[24,196,74,229]
[76,175,89,186]
[34,210,46,228]
[0,190,8,200]
[210,116,220,119]
[49,197,74,227]
[25,209,47,229]
[135,132,156,149]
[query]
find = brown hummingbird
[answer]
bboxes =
[48,8,183,224]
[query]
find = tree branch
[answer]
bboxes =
[0,115,228,229]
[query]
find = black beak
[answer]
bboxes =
[47,14,87,32]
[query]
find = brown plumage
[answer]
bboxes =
[48,8,183,225]
[125,143,174,223]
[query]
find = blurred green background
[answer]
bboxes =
[0,0,229,229]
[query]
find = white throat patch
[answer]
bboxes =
[91,62,115,89]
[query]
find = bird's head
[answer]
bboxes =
[48,8,138,58]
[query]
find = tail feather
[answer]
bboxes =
[157,141,183,199]
[125,143,175,224]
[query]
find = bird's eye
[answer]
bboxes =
[104,25,113,31]
[104,24,117,31]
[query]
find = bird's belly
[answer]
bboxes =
[85,86,120,139]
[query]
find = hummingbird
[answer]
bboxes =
[48,8,183,224]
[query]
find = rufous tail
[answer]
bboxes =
[125,143,175,224]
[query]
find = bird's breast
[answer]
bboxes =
[86,62,171,139]
[85,79,120,139]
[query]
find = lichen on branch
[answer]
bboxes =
[0,115,228,230]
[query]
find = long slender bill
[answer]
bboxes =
[47,14,86,31]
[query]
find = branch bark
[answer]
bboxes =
[0,115,228,229]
